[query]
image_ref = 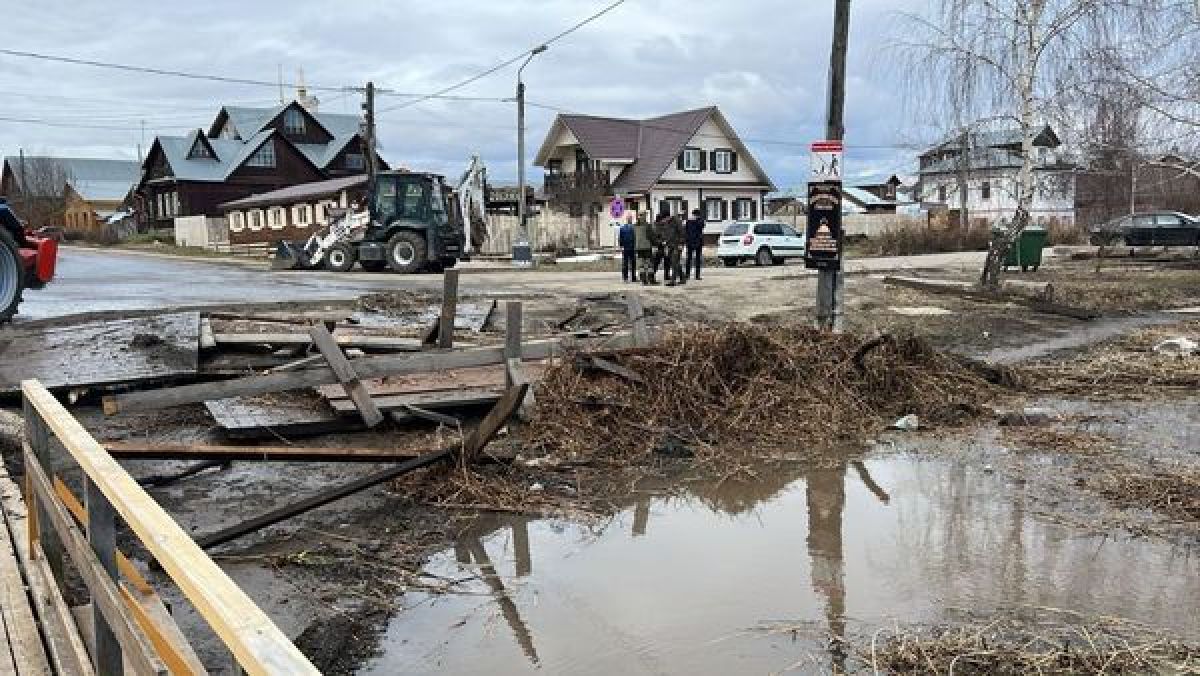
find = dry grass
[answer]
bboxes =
[1000,426,1114,455]
[1086,466,1200,523]
[1022,321,1200,396]
[1047,267,1200,313]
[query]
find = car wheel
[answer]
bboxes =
[386,231,427,274]
[755,247,773,267]
[722,257,739,267]
[324,243,357,272]
[0,229,25,323]
[361,260,388,272]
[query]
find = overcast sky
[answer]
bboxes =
[0,0,938,190]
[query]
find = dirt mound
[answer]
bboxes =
[519,324,1011,467]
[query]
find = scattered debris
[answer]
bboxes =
[997,407,1060,426]
[891,414,920,431]
[888,306,953,316]
[1153,336,1198,357]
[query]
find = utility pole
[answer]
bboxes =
[513,45,548,267]
[958,128,970,248]
[363,81,377,194]
[816,0,851,331]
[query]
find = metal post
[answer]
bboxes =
[816,0,851,331]
[86,477,122,675]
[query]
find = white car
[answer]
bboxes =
[716,221,807,267]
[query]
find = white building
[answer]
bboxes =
[916,126,1077,227]
[533,106,776,239]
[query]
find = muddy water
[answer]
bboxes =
[362,455,1200,675]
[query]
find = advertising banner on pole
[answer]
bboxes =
[805,181,843,270]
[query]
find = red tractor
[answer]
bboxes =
[0,198,58,322]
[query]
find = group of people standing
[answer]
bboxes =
[617,204,705,286]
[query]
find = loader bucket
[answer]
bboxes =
[271,240,309,270]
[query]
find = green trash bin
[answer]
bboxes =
[996,225,1047,272]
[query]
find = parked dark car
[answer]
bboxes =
[1088,211,1200,247]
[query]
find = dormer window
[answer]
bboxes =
[284,108,306,135]
[188,138,214,160]
[247,141,276,168]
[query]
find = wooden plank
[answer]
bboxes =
[0,312,202,394]
[204,396,352,440]
[105,441,423,463]
[461,384,529,462]
[0,466,94,676]
[104,338,573,414]
[0,482,51,676]
[438,270,460,349]
[84,478,122,676]
[213,333,421,351]
[194,384,527,551]
[625,294,649,347]
[315,365,508,400]
[194,449,456,551]
[0,612,18,676]
[23,381,319,675]
[307,325,383,427]
[199,319,217,350]
[326,388,501,415]
[52,479,206,675]
[23,451,167,676]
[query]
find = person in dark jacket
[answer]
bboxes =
[633,212,657,285]
[658,206,686,286]
[617,214,636,282]
[683,209,705,281]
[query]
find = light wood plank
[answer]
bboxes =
[23,451,167,675]
[104,442,422,463]
[0,491,51,676]
[0,461,93,676]
[24,382,318,675]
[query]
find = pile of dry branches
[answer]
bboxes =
[520,324,1010,467]
[854,614,1200,674]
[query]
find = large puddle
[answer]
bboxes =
[362,455,1200,675]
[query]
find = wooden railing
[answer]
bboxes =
[21,379,317,675]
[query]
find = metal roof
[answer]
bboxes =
[2,156,139,201]
[219,174,367,211]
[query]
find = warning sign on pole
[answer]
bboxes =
[810,140,843,182]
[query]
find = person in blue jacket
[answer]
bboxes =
[617,214,636,282]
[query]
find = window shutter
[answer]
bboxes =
[677,152,685,170]
[699,151,707,171]
[710,151,718,171]
[721,200,728,220]
[730,152,739,172]
[750,200,758,220]
[682,200,689,215]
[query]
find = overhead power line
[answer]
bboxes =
[379,0,629,113]
[0,115,194,131]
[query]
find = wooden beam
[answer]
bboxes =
[325,388,500,415]
[503,302,535,420]
[102,338,574,415]
[194,384,528,551]
[0,464,94,676]
[105,441,423,463]
[307,325,383,427]
[438,270,460,349]
[0,483,52,675]
[213,333,421,351]
[24,450,167,675]
[22,381,318,675]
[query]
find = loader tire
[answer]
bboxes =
[324,243,357,272]
[0,229,25,323]
[386,231,427,274]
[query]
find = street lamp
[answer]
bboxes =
[513,44,548,267]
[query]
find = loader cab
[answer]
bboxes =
[370,172,452,229]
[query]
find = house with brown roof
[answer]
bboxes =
[533,106,776,237]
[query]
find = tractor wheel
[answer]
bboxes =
[0,229,25,323]
[324,243,357,272]
[386,231,427,274]
[361,260,388,272]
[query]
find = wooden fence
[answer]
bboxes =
[21,380,317,675]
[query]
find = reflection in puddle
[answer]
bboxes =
[363,455,1199,675]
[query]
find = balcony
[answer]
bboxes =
[543,169,611,206]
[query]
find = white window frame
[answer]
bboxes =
[705,198,722,221]
[682,148,702,172]
[714,150,733,174]
[344,153,365,170]
[283,108,306,135]
[291,204,309,227]
[734,198,753,221]
[248,209,265,231]
[229,211,245,232]
[268,207,286,230]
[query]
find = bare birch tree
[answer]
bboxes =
[896,0,1183,288]
[10,157,73,230]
